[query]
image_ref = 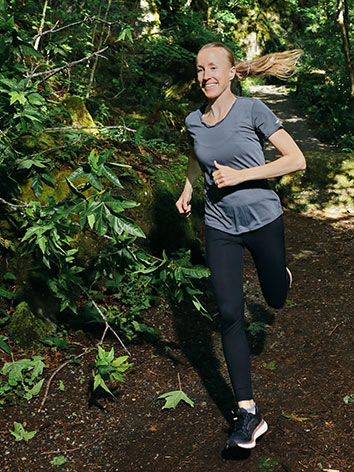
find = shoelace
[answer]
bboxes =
[232,410,249,433]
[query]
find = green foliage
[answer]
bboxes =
[343,394,354,404]
[245,321,269,336]
[262,361,276,371]
[157,389,194,409]
[93,346,133,395]
[9,421,37,442]
[255,456,279,472]
[41,335,68,350]
[0,335,11,354]
[7,302,47,349]
[50,455,68,467]
[277,152,354,212]
[279,1,353,149]
[152,249,210,318]
[0,355,46,403]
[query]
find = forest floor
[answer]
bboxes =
[1,86,353,472]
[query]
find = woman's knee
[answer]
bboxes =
[219,302,245,333]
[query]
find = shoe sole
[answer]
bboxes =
[229,419,268,450]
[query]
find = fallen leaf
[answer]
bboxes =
[157,390,194,409]
[281,410,310,422]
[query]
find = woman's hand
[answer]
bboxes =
[176,186,193,217]
[212,160,244,188]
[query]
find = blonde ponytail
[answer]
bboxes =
[198,43,303,81]
[235,49,304,80]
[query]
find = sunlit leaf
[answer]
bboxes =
[157,390,194,409]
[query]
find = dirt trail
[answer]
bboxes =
[250,85,334,160]
[1,89,353,472]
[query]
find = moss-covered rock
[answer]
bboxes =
[147,158,205,261]
[277,152,354,212]
[8,302,47,349]
[17,132,56,152]
[63,96,97,134]
[19,168,74,205]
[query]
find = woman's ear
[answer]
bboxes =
[229,66,236,80]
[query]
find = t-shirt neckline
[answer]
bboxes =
[199,96,239,128]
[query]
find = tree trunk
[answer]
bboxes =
[34,0,49,51]
[336,0,354,104]
[86,0,112,98]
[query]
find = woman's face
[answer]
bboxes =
[196,47,235,100]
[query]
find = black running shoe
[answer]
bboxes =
[226,406,268,449]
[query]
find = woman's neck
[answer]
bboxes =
[204,91,236,124]
[205,91,236,121]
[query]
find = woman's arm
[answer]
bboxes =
[212,128,306,188]
[176,151,201,216]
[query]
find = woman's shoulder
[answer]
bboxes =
[185,102,207,127]
[235,95,261,108]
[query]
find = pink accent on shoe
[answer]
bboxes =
[236,419,268,449]
[286,267,293,289]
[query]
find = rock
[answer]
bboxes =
[7,301,47,349]
[276,151,354,213]
[63,96,97,134]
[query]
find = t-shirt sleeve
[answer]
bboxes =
[252,99,282,145]
[185,115,194,145]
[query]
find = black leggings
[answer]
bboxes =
[205,216,290,402]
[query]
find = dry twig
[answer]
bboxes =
[33,15,123,41]
[26,46,109,83]
[43,125,136,133]
[41,433,104,455]
[81,286,131,356]
[0,197,33,210]
[328,321,344,336]
[38,350,90,413]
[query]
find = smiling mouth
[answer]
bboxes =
[204,83,218,89]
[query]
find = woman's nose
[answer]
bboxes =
[203,69,211,80]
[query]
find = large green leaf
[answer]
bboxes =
[104,198,138,212]
[109,214,145,238]
[99,165,123,188]
[181,266,210,279]
[0,287,14,299]
[0,335,11,354]
[68,167,86,181]
[1,359,32,386]
[87,172,102,190]
[30,356,46,380]
[157,390,194,409]
[65,177,86,198]
[31,172,43,198]
[88,201,108,236]
[23,378,44,400]
[10,422,37,442]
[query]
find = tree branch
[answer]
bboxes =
[26,46,109,83]
[81,286,131,356]
[41,433,105,455]
[38,350,90,413]
[34,0,49,51]
[43,125,136,133]
[0,197,33,210]
[32,15,123,41]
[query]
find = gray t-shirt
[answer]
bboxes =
[185,96,283,235]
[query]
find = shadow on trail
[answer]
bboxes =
[246,303,275,356]
[170,285,276,427]
[171,295,235,425]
